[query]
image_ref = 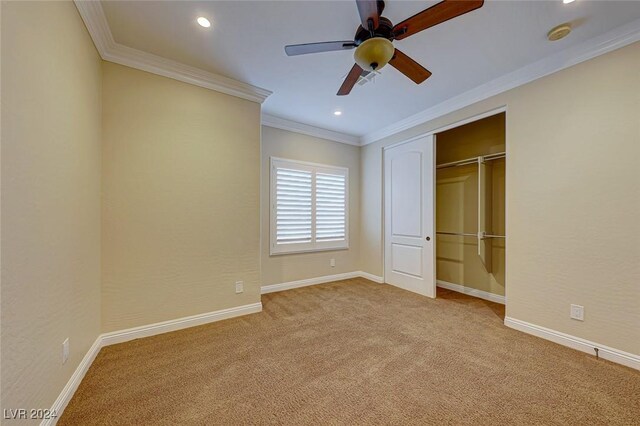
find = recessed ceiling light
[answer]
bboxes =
[562,0,575,4]
[197,17,211,28]
[333,110,342,116]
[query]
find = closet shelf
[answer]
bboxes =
[436,152,505,169]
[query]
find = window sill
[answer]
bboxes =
[270,245,349,256]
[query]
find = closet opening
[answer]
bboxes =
[435,112,506,307]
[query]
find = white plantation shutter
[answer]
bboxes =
[315,172,346,242]
[271,158,349,254]
[275,168,312,244]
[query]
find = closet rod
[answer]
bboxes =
[436,232,506,239]
[436,152,506,169]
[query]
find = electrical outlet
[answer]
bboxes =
[62,338,69,364]
[235,281,244,294]
[570,304,584,321]
[330,258,336,267]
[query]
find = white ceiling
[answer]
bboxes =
[101,1,640,137]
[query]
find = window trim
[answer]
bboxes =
[270,157,349,256]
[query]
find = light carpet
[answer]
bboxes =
[60,278,640,425]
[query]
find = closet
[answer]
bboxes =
[435,112,506,303]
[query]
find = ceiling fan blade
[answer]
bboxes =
[393,0,484,41]
[285,41,357,56]
[337,64,365,96]
[389,49,432,84]
[356,0,385,31]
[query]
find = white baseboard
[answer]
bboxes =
[41,337,102,426]
[261,272,359,294]
[357,271,385,283]
[437,280,505,305]
[47,273,386,424]
[261,271,385,294]
[505,317,640,371]
[41,291,639,426]
[101,302,262,346]
[42,302,262,425]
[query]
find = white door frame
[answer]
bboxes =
[381,106,508,303]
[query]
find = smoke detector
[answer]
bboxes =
[548,23,572,41]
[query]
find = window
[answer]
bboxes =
[270,157,348,255]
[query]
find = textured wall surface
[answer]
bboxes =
[2,4,639,420]
[360,42,640,355]
[101,62,261,332]
[261,127,361,285]
[1,1,102,421]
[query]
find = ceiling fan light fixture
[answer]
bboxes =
[354,37,394,72]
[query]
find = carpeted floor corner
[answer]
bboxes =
[60,278,640,425]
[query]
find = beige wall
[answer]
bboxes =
[436,114,506,296]
[261,126,360,285]
[101,62,261,332]
[1,1,102,420]
[436,113,506,164]
[2,3,638,417]
[360,42,640,355]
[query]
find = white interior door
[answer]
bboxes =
[384,135,435,297]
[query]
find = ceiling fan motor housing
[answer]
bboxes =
[355,16,394,44]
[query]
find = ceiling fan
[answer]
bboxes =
[284,0,484,96]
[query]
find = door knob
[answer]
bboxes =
[426,236,431,241]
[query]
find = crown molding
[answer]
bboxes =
[74,0,114,54]
[262,114,361,146]
[74,0,271,104]
[361,17,640,145]
[75,0,639,143]
[102,43,272,103]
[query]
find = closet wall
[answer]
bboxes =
[435,113,506,297]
